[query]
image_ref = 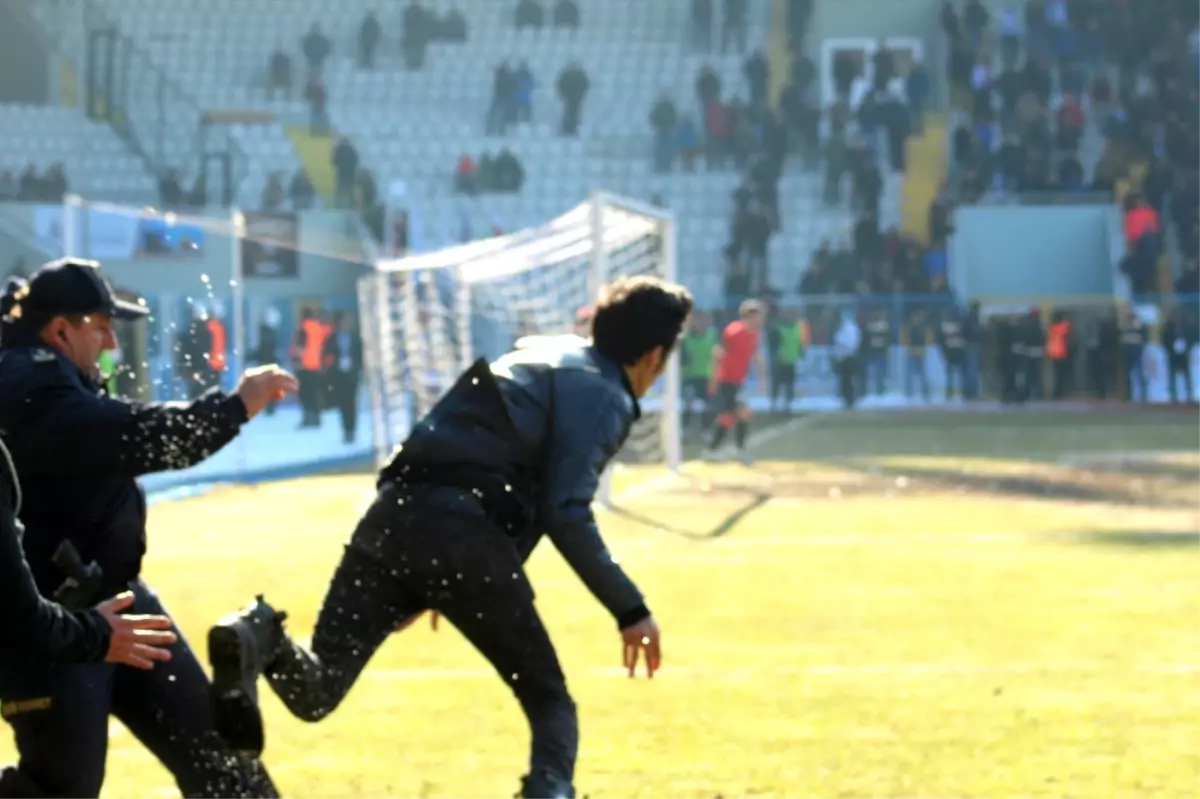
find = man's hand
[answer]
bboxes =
[234,365,299,418]
[620,616,661,678]
[96,592,178,670]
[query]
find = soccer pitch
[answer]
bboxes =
[6,410,1199,798]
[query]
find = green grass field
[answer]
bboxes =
[4,410,1199,798]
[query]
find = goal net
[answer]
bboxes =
[359,191,682,502]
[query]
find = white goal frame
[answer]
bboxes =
[359,189,682,507]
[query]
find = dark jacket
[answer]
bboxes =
[0,436,111,662]
[378,336,648,628]
[322,327,363,374]
[0,339,249,596]
[1160,319,1197,363]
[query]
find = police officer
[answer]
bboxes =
[0,259,297,798]
[0,434,179,795]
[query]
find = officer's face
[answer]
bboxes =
[51,312,116,373]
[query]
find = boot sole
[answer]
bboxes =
[208,624,266,758]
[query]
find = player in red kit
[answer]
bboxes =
[706,300,767,464]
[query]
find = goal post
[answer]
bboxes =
[359,190,682,506]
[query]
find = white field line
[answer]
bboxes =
[609,414,820,506]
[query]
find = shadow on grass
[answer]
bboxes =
[833,461,1198,509]
[1064,460,1200,483]
[609,491,772,540]
[1066,530,1200,549]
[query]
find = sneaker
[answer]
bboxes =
[207,595,287,758]
[702,449,722,462]
[738,451,755,466]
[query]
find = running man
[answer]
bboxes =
[705,300,767,464]
[206,275,694,798]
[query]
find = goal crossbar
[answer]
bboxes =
[360,190,682,507]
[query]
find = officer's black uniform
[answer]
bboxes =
[210,337,653,799]
[0,261,277,798]
[937,313,967,400]
[0,437,111,664]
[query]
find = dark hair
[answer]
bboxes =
[591,275,693,367]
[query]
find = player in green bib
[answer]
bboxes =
[680,312,717,431]
[768,309,804,413]
[97,347,119,396]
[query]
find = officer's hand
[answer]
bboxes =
[620,616,661,679]
[235,365,300,418]
[96,592,178,670]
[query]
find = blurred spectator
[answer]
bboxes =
[705,96,732,169]
[359,10,382,69]
[743,50,768,107]
[0,171,13,199]
[267,47,292,99]
[1122,194,1161,294]
[261,173,285,211]
[332,137,360,209]
[289,168,316,210]
[455,153,478,195]
[18,163,69,202]
[650,95,678,172]
[695,65,721,111]
[188,173,207,207]
[158,168,185,208]
[556,62,589,136]
[304,73,329,133]
[722,0,746,55]
[1118,307,1148,401]
[513,61,534,123]
[1161,307,1197,403]
[356,168,378,212]
[491,149,525,193]
[301,23,331,75]
[905,310,930,402]
[690,0,712,52]
[402,0,430,69]
[678,113,700,171]
[487,62,515,135]
[553,0,579,30]
[515,0,543,29]
[905,60,931,133]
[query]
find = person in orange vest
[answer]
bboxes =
[1046,311,1073,399]
[291,307,329,428]
[205,312,228,388]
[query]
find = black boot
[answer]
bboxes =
[518,770,575,799]
[207,595,287,758]
[0,766,45,798]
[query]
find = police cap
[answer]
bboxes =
[20,258,148,321]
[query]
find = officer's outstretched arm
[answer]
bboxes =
[14,377,248,478]
[540,391,650,631]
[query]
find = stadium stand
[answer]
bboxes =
[0,104,155,202]
[11,0,902,308]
